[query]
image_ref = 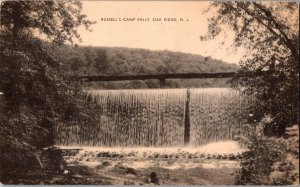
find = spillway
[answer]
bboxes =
[54,88,254,147]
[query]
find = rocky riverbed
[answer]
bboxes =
[2,141,245,185]
[55,141,245,185]
[59,151,241,185]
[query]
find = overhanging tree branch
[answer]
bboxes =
[252,2,298,57]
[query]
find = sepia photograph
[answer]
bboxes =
[0,0,299,185]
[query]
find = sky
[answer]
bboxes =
[77,1,246,64]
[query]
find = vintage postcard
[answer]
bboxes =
[0,0,299,185]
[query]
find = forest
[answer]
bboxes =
[48,44,238,89]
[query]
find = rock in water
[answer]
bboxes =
[114,165,136,175]
[102,161,111,167]
[148,172,159,184]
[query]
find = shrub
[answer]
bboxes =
[235,123,299,185]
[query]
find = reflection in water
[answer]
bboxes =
[54,88,254,147]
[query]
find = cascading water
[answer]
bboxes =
[189,88,253,145]
[54,88,254,147]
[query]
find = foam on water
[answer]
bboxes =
[58,140,246,155]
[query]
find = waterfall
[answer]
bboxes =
[54,88,254,147]
[189,88,253,145]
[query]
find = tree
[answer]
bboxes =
[94,49,109,73]
[202,2,299,135]
[0,1,94,45]
[202,3,299,184]
[0,0,98,179]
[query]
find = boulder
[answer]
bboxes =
[148,172,159,184]
[114,165,136,175]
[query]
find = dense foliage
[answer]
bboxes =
[0,1,99,181]
[203,2,299,185]
[48,45,238,89]
[203,2,299,135]
[235,123,299,185]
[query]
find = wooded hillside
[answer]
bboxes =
[49,45,238,89]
